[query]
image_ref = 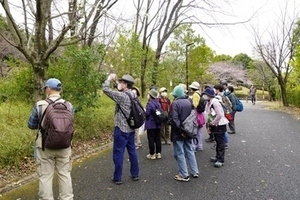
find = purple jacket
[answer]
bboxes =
[145,99,161,130]
[170,96,192,142]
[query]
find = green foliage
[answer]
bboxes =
[48,46,106,112]
[74,93,115,140]
[232,53,254,69]
[0,61,34,102]
[0,102,33,167]
[287,86,300,107]
[213,54,232,62]
[0,14,8,31]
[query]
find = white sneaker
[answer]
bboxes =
[146,154,156,160]
[156,153,161,159]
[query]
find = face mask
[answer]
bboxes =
[202,94,208,100]
[117,83,122,91]
[161,92,167,97]
[225,89,230,93]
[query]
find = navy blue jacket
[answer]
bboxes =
[170,96,192,142]
[145,99,161,130]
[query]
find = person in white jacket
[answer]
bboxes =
[203,87,229,168]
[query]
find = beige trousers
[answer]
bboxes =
[35,147,73,200]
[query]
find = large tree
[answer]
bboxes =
[0,0,118,101]
[252,2,300,106]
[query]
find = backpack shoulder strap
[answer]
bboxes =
[38,98,61,129]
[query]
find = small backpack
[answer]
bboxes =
[40,98,74,150]
[195,91,206,113]
[181,109,198,139]
[236,97,244,112]
[120,92,146,129]
[154,108,167,124]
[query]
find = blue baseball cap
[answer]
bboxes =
[43,78,62,91]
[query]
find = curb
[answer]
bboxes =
[0,142,112,195]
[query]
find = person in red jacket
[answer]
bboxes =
[158,87,172,145]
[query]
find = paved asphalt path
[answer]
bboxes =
[2,101,300,200]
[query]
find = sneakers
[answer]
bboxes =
[132,176,139,181]
[174,174,190,182]
[225,144,229,149]
[111,178,122,185]
[146,154,156,160]
[228,132,235,134]
[214,161,224,168]
[191,173,199,178]
[210,157,217,162]
[156,153,162,159]
[205,138,215,143]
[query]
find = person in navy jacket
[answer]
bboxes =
[145,89,162,160]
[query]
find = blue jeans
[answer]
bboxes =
[113,127,139,181]
[192,126,203,150]
[224,132,229,144]
[173,139,199,177]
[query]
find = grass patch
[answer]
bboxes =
[0,91,147,169]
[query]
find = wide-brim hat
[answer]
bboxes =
[148,89,158,98]
[159,87,167,93]
[132,86,141,97]
[119,74,135,84]
[203,87,215,98]
[189,81,200,90]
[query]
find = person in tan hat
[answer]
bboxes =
[145,89,162,159]
[189,81,204,152]
[158,87,171,145]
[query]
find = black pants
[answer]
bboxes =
[214,133,225,163]
[147,129,161,155]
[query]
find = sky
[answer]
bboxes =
[0,0,299,58]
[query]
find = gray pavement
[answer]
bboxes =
[2,101,300,200]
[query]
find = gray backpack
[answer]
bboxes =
[39,98,74,150]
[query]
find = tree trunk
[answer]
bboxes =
[32,62,48,102]
[279,81,288,106]
[151,49,162,86]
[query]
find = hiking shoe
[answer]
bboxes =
[210,157,217,162]
[147,154,156,160]
[228,132,235,134]
[111,178,122,185]
[156,153,162,159]
[205,138,215,143]
[214,161,224,168]
[225,144,228,149]
[191,173,199,178]
[174,175,190,182]
[132,176,139,181]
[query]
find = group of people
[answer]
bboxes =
[27,74,242,199]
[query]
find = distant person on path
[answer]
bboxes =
[132,86,143,149]
[158,87,171,145]
[226,86,237,134]
[203,87,229,168]
[103,74,139,185]
[249,85,257,105]
[170,85,199,182]
[145,89,162,159]
[28,78,74,200]
[189,81,204,152]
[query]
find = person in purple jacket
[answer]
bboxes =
[145,89,162,160]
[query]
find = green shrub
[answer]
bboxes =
[0,102,34,167]
[287,87,300,107]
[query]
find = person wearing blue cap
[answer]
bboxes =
[28,78,74,199]
[169,85,199,182]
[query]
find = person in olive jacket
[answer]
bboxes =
[145,89,162,160]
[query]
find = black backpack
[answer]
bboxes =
[195,91,206,113]
[120,92,146,129]
[39,98,74,150]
